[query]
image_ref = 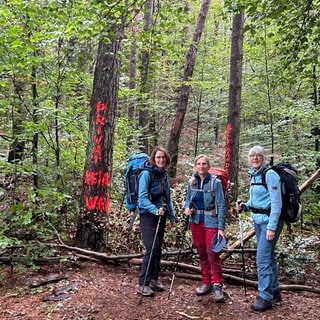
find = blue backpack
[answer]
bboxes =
[125,153,150,212]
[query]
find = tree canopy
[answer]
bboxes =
[0,0,319,257]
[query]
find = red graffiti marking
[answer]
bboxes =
[224,123,232,174]
[85,101,111,213]
[96,113,106,126]
[93,134,103,145]
[85,195,110,212]
[96,126,102,136]
[92,152,102,164]
[96,101,107,113]
[84,170,110,187]
[92,144,103,158]
[91,101,108,164]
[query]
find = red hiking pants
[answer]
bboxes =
[190,222,223,284]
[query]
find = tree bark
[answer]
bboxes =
[225,11,245,201]
[75,28,123,251]
[138,0,154,152]
[167,0,211,178]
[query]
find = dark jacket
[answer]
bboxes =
[138,165,175,222]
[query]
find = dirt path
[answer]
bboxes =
[0,261,319,320]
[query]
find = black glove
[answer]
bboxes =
[236,200,247,212]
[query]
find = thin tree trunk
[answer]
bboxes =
[167,0,211,178]
[31,65,39,201]
[225,12,245,200]
[126,9,139,148]
[138,0,154,153]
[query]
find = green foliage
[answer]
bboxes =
[0,0,319,284]
[278,233,320,280]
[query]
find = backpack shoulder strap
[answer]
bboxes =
[189,174,216,193]
[261,167,268,188]
[251,166,270,189]
[210,174,217,192]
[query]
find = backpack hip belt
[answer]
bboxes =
[251,207,271,215]
[195,209,217,217]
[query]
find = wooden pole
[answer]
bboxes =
[299,168,320,193]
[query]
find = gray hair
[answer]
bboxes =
[248,145,266,163]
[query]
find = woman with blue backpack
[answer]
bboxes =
[237,145,283,312]
[136,146,176,297]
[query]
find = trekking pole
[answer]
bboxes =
[238,212,247,295]
[138,215,161,305]
[167,214,190,299]
[128,208,138,231]
[118,192,125,215]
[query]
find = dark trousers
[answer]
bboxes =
[138,213,166,286]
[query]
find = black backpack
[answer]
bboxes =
[259,162,302,231]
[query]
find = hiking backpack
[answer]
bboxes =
[124,153,150,212]
[256,162,302,230]
[208,167,228,194]
[208,167,230,212]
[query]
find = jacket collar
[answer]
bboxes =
[249,163,268,176]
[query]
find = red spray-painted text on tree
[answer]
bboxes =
[224,122,232,176]
[84,101,110,213]
[91,102,107,164]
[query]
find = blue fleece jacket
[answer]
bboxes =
[184,173,226,231]
[138,167,176,222]
[245,164,282,231]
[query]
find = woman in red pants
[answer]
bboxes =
[184,154,227,303]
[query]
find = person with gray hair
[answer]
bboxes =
[236,145,283,312]
[184,154,227,303]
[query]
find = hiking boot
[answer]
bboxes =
[137,285,154,297]
[150,279,164,292]
[212,283,225,303]
[195,284,212,296]
[273,290,282,303]
[251,296,272,312]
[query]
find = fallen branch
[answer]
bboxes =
[131,258,320,294]
[130,258,200,273]
[0,256,67,265]
[219,228,256,261]
[175,311,200,319]
[131,258,252,278]
[299,168,320,193]
[165,271,320,294]
[55,243,142,262]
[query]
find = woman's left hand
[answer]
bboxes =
[217,230,225,238]
[157,207,166,216]
[266,229,275,241]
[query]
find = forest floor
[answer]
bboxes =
[0,260,319,320]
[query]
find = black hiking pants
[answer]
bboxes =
[138,213,167,286]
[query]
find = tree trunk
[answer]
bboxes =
[31,65,39,201]
[138,0,154,153]
[225,12,245,201]
[167,0,211,178]
[75,30,122,251]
